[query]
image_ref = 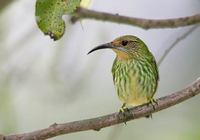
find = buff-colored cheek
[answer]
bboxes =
[112,49,129,60]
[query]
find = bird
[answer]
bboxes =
[88,35,159,116]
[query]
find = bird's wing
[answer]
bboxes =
[111,58,118,83]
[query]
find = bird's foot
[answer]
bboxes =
[149,98,158,110]
[145,114,152,118]
[119,107,129,113]
[146,98,158,118]
[118,104,132,125]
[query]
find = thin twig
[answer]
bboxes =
[4,78,200,140]
[0,0,13,11]
[158,25,199,65]
[72,8,200,29]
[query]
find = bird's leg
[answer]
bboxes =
[119,103,129,113]
[149,98,158,110]
[151,98,158,105]
[119,103,132,125]
[146,98,158,118]
[147,98,158,110]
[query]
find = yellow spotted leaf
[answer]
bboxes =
[35,0,81,41]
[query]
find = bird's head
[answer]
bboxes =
[88,35,150,60]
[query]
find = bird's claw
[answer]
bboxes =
[146,98,158,118]
[119,107,129,113]
[149,98,158,110]
[118,105,132,125]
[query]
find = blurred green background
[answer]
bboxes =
[0,0,200,139]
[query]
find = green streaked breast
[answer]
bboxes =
[112,57,158,106]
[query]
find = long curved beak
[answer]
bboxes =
[88,43,114,54]
[88,43,128,54]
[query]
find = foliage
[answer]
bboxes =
[35,0,81,40]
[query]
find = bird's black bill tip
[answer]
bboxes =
[87,50,94,55]
[87,43,113,55]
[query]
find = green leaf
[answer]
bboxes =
[35,0,81,41]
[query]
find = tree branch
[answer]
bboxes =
[158,25,199,65]
[3,78,200,140]
[71,8,200,29]
[0,0,13,11]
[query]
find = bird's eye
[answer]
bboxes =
[121,40,128,46]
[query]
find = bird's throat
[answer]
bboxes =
[112,49,130,60]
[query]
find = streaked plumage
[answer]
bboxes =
[88,35,159,111]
